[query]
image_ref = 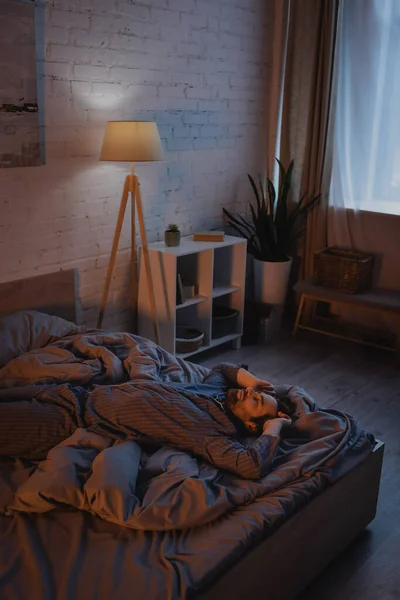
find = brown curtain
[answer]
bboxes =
[279,0,341,279]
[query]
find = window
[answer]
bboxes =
[330,0,400,216]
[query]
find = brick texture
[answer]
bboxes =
[0,0,269,330]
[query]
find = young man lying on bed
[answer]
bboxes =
[86,362,295,480]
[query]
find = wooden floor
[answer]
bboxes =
[197,330,400,600]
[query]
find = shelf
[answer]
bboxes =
[210,332,241,347]
[212,285,240,298]
[175,295,207,310]
[176,333,241,359]
[146,235,247,256]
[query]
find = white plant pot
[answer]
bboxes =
[253,257,293,306]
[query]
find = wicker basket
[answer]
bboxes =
[212,306,238,339]
[175,327,204,353]
[313,247,374,294]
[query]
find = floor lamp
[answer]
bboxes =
[97,121,162,344]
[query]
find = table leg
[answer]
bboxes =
[232,337,241,350]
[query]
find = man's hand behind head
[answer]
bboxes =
[262,412,292,437]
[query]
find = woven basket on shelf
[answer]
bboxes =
[313,247,375,294]
[175,327,204,353]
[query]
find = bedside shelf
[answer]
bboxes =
[176,295,207,310]
[138,235,247,355]
[212,285,240,298]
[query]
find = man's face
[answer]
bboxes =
[226,387,278,434]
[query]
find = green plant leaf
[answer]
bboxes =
[287,194,307,235]
[275,158,287,203]
[222,211,252,239]
[249,202,260,233]
[289,227,306,245]
[225,220,253,244]
[292,193,321,220]
[248,174,262,213]
[258,178,267,214]
[272,160,292,260]
[287,192,321,237]
[236,214,256,233]
[223,208,252,235]
[266,177,276,215]
[279,159,294,209]
[223,209,257,241]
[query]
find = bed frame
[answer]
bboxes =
[1,270,384,600]
[199,441,384,600]
[0,269,78,323]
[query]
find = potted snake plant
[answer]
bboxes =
[223,159,321,306]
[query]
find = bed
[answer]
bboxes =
[0,270,384,600]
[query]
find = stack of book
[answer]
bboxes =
[192,231,225,242]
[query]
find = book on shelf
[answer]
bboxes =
[182,283,199,299]
[192,231,225,242]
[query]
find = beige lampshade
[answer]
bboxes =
[100,121,164,162]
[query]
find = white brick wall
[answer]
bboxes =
[0,0,270,330]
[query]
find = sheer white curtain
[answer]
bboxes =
[329,0,399,335]
[329,0,400,221]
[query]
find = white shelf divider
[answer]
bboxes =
[176,295,207,310]
[212,285,240,298]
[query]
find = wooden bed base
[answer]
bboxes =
[199,440,384,600]
[0,271,385,600]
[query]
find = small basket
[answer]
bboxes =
[175,327,204,353]
[313,247,374,294]
[212,306,239,338]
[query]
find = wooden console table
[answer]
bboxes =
[293,279,400,351]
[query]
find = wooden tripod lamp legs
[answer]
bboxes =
[134,177,161,345]
[97,174,160,347]
[97,177,129,329]
[130,182,137,331]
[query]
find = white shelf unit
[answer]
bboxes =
[138,235,247,357]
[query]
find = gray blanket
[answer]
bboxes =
[0,328,374,531]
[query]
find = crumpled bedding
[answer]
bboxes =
[5,394,373,531]
[0,317,375,532]
[0,330,207,388]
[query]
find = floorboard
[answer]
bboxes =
[196,330,400,600]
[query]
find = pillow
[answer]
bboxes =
[0,310,82,368]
